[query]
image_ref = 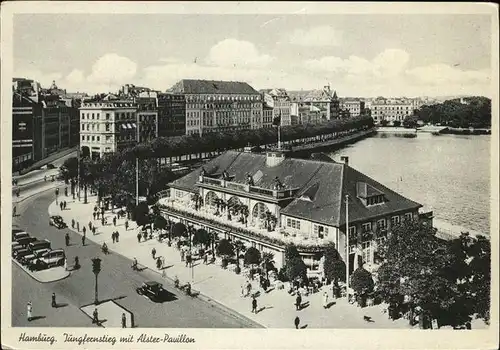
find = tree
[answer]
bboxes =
[393,120,402,127]
[379,119,389,127]
[81,146,90,159]
[193,228,210,248]
[134,202,150,228]
[216,239,234,258]
[244,246,261,267]
[59,157,79,182]
[233,240,246,273]
[154,215,168,234]
[351,267,375,306]
[283,244,307,282]
[172,222,187,239]
[322,242,346,287]
[261,251,275,282]
[377,220,468,327]
[403,115,419,128]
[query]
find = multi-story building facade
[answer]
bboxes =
[340,99,365,117]
[303,86,340,121]
[79,98,137,159]
[261,89,291,126]
[371,98,414,124]
[157,93,186,137]
[168,79,263,136]
[135,93,158,142]
[262,104,274,129]
[290,99,322,125]
[12,86,79,172]
[160,150,431,277]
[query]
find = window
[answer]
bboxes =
[92,113,95,119]
[377,218,387,230]
[91,136,95,142]
[362,241,372,264]
[106,136,111,142]
[314,224,329,239]
[391,215,401,226]
[362,222,372,232]
[349,226,356,235]
[105,123,110,131]
[106,113,110,120]
[81,135,85,141]
[404,212,413,221]
[86,124,90,131]
[287,218,301,230]
[96,136,100,142]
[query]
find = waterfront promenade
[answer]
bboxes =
[48,194,413,329]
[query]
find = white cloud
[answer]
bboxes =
[87,53,137,84]
[206,39,274,68]
[289,25,342,46]
[405,64,490,85]
[66,69,85,84]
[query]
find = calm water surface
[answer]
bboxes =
[328,133,491,234]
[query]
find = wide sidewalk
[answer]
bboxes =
[49,194,411,329]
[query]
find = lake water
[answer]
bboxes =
[328,133,491,234]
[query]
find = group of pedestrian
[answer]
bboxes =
[241,280,253,298]
[59,201,67,211]
[111,231,120,243]
[93,211,102,220]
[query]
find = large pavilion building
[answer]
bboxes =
[159,149,432,278]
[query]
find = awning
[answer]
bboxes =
[122,124,127,129]
[127,123,132,129]
[131,123,137,128]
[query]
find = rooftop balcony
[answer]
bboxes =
[198,175,300,201]
[158,196,327,252]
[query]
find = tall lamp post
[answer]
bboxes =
[91,257,102,305]
[136,113,139,206]
[55,188,59,205]
[345,194,350,302]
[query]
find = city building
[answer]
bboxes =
[135,92,159,142]
[157,93,186,137]
[79,96,137,159]
[168,79,263,136]
[119,84,153,97]
[340,99,365,117]
[160,150,431,277]
[12,81,80,171]
[290,98,322,125]
[370,97,414,124]
[303,85,341,121]
[262,103,274,129]
[261,89,291,126]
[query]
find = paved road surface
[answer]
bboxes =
[12,190,260,328]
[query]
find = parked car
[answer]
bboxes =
[49,215,67,229]
[15,236,36,249]
[12,231,29,242]
[136,281,168,302]
[28,239,51,253]
[23,248,52,269]
[14,248,33,261]
[36,249,65,269]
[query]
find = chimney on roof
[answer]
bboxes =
[340,156,349,166]
[266,150,286,167]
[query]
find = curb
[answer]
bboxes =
[12,183,64,205]
[12,258,70,283]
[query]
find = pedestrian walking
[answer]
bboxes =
[137,233,141,243]
[63,257,67,271]
[96,212,100,220]
[51,293,56,308]
[89,221,93,231]
[252,297,258,313]
[92,308,99,324]
[241,285,245,297]
[44,175,47,182]
[82,235,86,246]
[246,281,252,297]
[152,248,157,259]
[181,250,185,262]
[93,212,96,220]
[121,313,126,328]
[65,187,68,197]
[294,316,300,329]
[296,293,302,311]
[72,218,75,228]
[113,216,117,226]
[63,201,67,210]
[101,218,105,226]
[323,291,329,309]
[112,232,116,243]
[92,226,96,235]
[77,222,80,232]
[203,253,208,265]
[65,233,70,247]
[116,231,120,242]
[156,257,162,270]
[13,206,17,217]
[83,226,87,236]
[27,301,33,322]
[125,220,129,231]
[60,202,63,211]
[162,268,167,278]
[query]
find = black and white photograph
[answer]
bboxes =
[1,2,498,349]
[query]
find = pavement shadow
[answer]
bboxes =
[300,324,308,329]
[363,316,375,323]
[326,301,336,309]
[29,316,46,321]
[162,265,174,270]
[299,301,310,310]
[55,303,68,308]
[257,306,273,313]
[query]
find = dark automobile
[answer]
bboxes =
[14,248,32,261]
[15,236,37,249]
[136,281,175,303]
[49,215,67,229]
[21,248,51,267]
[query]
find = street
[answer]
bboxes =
[12,189,261,328]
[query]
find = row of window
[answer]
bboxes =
[186,95,261,103]
[366,195,385,206]
[81,111,137,120]
[348,213,413,235]
[287,218,301,230]
[372,106,411,110]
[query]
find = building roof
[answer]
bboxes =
[169,151,422,227]
[304,88,334,102]
[168,79,259,95]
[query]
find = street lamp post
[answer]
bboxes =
[91,257,102,305]
[345,194,350,302]
[136,114,139,206]
[55,188,59,205]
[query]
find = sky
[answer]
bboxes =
[13,13,493,97]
